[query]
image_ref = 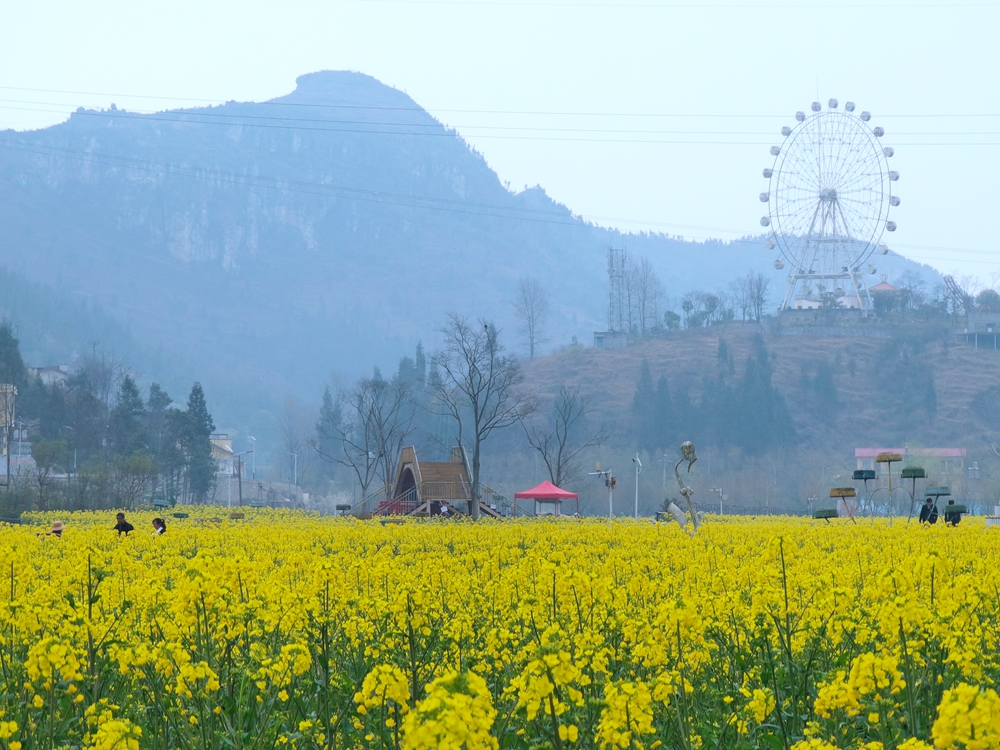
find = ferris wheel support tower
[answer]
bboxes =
[759,99,899,313]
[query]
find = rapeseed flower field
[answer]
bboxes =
[0,510,997,750]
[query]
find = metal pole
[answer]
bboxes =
[248,436,256,480]
[633,454,642,519]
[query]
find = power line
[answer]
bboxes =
[4,105,1000,146]
[3,83,1000,119]
[6,99,1000,137]
[0,137,996,266]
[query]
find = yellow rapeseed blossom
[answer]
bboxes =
[401,670,498,750]
[1,509,999,748]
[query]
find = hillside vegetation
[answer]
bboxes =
[0,70,939,431]
[519,321,1000,509]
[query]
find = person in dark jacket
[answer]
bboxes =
[113,513,135,536]
[151,517,166,535]
[919,497,939,524]
[944,500,962,526]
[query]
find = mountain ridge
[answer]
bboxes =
[0,70,939,431]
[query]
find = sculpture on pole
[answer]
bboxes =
[667,440,701,534]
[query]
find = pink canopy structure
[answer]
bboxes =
[514,480,578,517]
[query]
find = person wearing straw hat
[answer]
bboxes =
[47,520,64,537]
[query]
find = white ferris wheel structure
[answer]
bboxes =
[760,99,899,312]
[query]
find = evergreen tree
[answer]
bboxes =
[652,375,674,449]
[183,382,215,503]
[631,360,656,450]
[673,383,696,445]
[415,342,427,390]
[146,383,172,459]
[811,360,839,417]
[109,375,147,456]
[732,336,795,453]
[316,386,343,462]
[924,376,938,417]
[700,374,734,446]
[0,320,26,388]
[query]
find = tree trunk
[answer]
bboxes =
[470,437,481,521]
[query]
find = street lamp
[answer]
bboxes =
[589,462,615,524]
[632,454,642,519]
[710,487,724,515]
[232,450,253,507]
[247,436,256,480]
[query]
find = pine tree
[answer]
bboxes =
[732,336,795,453]
[316,386,343,462]
[184,382,215,503]
[631,360,656,450]
[415,342,427,390]
[146,383,172,459]
[652,375,674,449]
[812,360,839,417]
[109,375,148,456]
[0,320,26,388]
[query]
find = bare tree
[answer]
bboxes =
[313,374,414,510]
[113,451,155,510]
[730,272,771,322]
[522,386,607,488]
[431,315,536,519]
[730,275,753,322]
[278,397,317,488]
[747,272,770,321]
[512,277,550,360]
[631,258,664,335]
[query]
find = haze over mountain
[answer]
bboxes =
[0,70,938,430]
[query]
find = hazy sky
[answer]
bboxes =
[2,0,998,280]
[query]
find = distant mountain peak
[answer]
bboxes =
[271,70,417,109]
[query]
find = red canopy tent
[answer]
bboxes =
[514,480,579,517]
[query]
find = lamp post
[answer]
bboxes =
[247,436,256,480]
[287,451,298,504]
[232,450,252,507]
[632,454,642,519]
[710,487,724,515]
[589,464,615,524]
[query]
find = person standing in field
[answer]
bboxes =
[919,498,939,524]
[944,500,963,526]
[114,513,135,536]
[151,518,166,535]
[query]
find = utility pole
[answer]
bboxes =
[232,450,251,508]
[287,451,298,503]
[710,487,724,515]
[589,463,615,524]
[248,436,256,480]
[632,454,642,518]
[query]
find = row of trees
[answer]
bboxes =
[681,272,771,328]
[631,335,796,455]
[1,321,217,512]
[314,315,606,519]
[510,269,771,363]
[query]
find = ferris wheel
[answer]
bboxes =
[759,99,899,311]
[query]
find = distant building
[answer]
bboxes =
[0,384,15,478]
[26,364,70,388]
[790,289,864,310]
[210,434,237,477]
[593,331,628,350]
[959,312,999,350]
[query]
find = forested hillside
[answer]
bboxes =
[0,70,939,432]
[513,323,1000,511]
